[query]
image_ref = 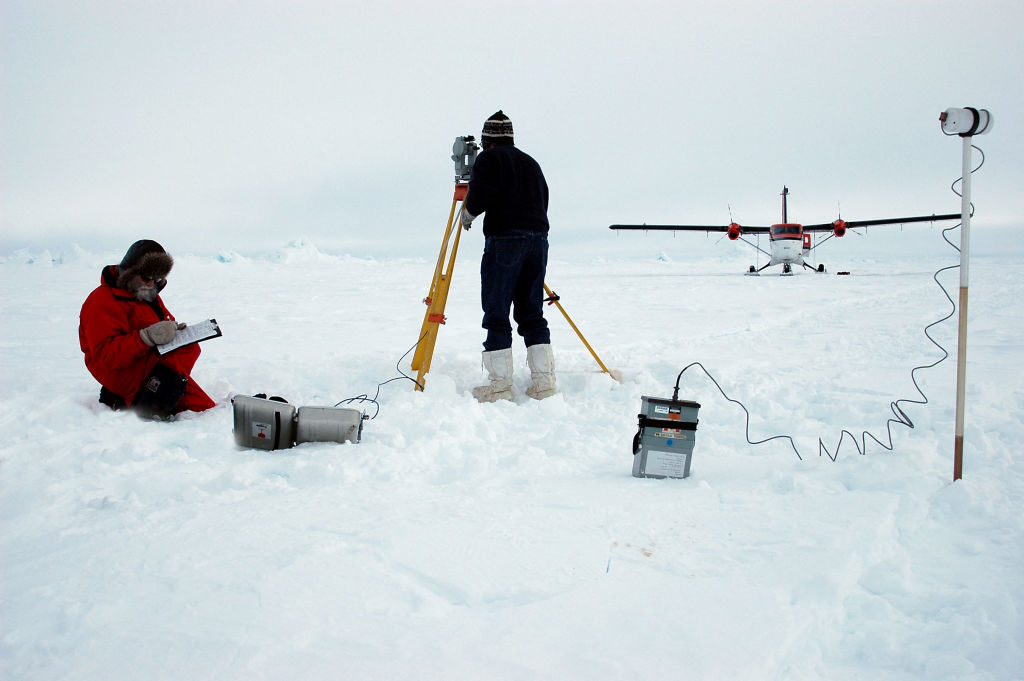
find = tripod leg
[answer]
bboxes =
[412,185,469,390]
[414,225,464,390]
[543,283,616,379]
[412,194,461,373]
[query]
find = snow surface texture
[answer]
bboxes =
[2,233,1022,681]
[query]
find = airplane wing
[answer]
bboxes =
[801,213,960,232]
[609,223,772,233]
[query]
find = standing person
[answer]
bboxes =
[79,239,216,419]
[461,110,556,402]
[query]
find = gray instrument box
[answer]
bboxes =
[232,395,297,450]
[232,396,363,450]
[632,396,700,479]
[296,406,362,445]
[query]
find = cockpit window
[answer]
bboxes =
[772,225,801,236]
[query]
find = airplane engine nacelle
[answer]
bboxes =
[832,219,847,238]
[727,222,741,240]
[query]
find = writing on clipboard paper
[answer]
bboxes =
[157,319,222,355]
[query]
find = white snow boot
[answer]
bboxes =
[526,343,556,400]
[472,348,514,403]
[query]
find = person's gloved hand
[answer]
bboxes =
[140,320,185,347]
[461,207,477,230]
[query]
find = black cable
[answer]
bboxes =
[673,362,803,460]
[815,253,958,460]
[334,331,427,418]
[672,144,984,460]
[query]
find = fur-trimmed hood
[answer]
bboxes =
[115,251,174,292]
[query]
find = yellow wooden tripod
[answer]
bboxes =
[410,184,616,390]
[410,182,469,390]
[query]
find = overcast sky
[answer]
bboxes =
[2,0,1022,257]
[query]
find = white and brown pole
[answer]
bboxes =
[940,107,993,481]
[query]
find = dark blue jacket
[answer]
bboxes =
[465,144,549,237]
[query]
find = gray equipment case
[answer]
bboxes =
[232,395,362,450]
[632,396,700,479]
[295,406,362,446]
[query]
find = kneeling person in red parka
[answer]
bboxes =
[79,239,216,419]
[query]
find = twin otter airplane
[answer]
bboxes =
[610,187,959,275]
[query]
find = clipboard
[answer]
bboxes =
[157,318,223,355]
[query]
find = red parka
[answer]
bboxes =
[79,266,215,411]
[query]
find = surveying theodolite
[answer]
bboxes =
[410,135,616,391]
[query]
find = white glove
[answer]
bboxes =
[461,207,477,230]
[140,320,186,347]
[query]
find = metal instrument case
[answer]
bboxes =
[232,395,297,451]
[296,406,362,445]
[632,395,700,479]
[232,396,363,450]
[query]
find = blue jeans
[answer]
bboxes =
[480,231,550,351]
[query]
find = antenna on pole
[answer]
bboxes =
[939,107,993,481]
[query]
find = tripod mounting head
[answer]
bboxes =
[452,135,479,183]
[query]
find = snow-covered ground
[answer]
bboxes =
[2,228,1022,680]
